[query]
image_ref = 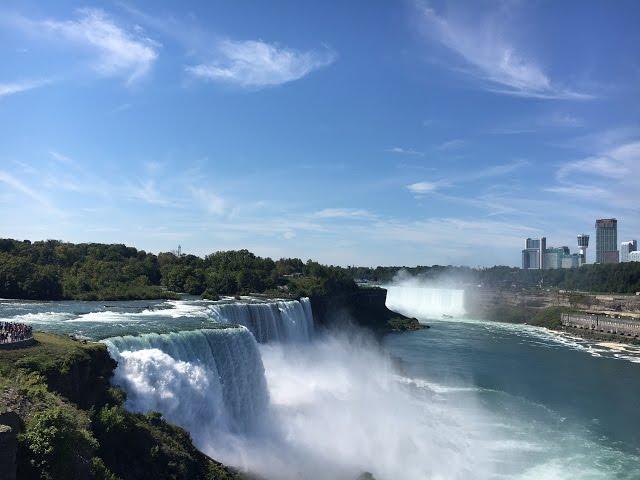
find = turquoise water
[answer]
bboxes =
[0,298,217,339]
[384,317,640,478]
[2,297,640,478]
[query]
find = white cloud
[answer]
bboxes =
[130,180,170,206]
[415,3,591,100]
[190,187,226,215]
[41,8,159,84]
[406,160,527,198]
[544,113,584,128]
[49,150,74,164]
[186,39,336,88]
[437,139,465,150]
[407,181,438,195]
[387,147,424,156]
[548,139,640,215]
[0,78,51,98]
[0,170,61,214]
[314,208,374,219]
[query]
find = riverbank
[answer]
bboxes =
[0,332,242,480]
[469,296,640,345]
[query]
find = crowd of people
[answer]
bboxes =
[0,321,33,344]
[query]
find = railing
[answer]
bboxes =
[561,313,640,337]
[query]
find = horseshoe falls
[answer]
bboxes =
[385,285,466,319]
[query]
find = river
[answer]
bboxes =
[1,290,639,479]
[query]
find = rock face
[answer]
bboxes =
[310,288,416,334]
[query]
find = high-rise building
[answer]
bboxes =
[577,234,589,265]
[522,237,546,269]
[629,251,640,262]
[621,240,638,262]
[543,246,572,270]
[595,218,619,264]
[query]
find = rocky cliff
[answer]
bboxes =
[310,287,423,334]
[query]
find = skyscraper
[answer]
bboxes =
[522,237,546,269]
[577,234,589,265]
[621,240,638,262]
[595,218,619,264]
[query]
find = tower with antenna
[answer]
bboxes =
[577,234,589,265]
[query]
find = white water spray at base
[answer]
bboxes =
[386,285,466,319]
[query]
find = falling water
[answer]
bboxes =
[385,285,466,319]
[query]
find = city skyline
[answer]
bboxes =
[522,217,640,268]
[1,1,639,267]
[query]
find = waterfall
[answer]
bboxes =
[385,286,466,319]
[104,326,269,446]
[206,298,314,343]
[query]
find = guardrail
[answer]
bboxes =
[561,313,640,337]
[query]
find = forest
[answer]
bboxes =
[0,239,355,300]
[2,238,640,300]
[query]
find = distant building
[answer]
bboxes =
[521,237,583,269]
[595,218,619,264]
[562,253,582,269]
[621,240,638,262]
[522,237,546,269]
[629,251,640,262]
[543,246,580,270]
[577,234,589,265]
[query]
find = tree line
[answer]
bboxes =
[3,238,639,300]
[0,239,356,300]
[347,263,640,294]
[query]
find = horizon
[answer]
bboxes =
[1,1,639,267]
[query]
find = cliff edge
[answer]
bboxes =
[0,333,241,480]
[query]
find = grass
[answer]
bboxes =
[0,332,106,377]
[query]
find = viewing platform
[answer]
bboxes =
[0,322,34,350]
[561,313,640,337]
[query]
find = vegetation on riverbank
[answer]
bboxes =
[0,332,241,480]
[0,238,355,301]
[478,304,575,329]
[349,263,640,294]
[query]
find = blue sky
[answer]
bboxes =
[1,1,639,267]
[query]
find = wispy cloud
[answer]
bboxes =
[314,208,374,219]
[387,147,424,156]
[186,39,336,88]
[415,3,592,100]
[189,187,226,215]
[437,138,465,150]
[129,180,170,206]
[0,78,51,98]
[407,181,439,195]
[547,138,640,213]
[49,150,74,165]
[544,113,584,128]
[39,8,159,84]
[406,159,527,198]
[0,170,61,214]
